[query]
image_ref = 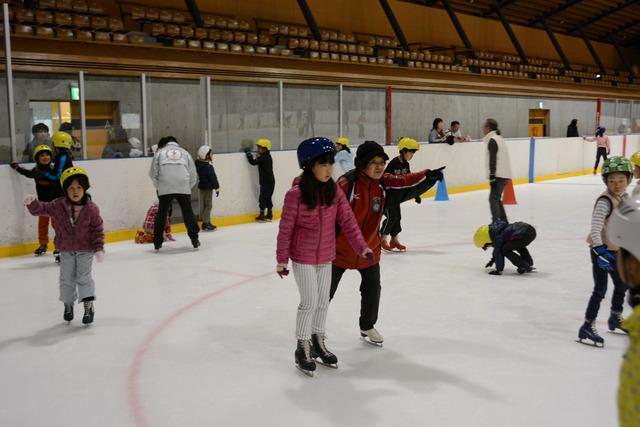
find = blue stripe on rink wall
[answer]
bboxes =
[528,137,536,183]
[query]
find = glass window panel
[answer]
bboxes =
[342,87,386,146]
[0,62,8,164]
[283,85,338,150]
[84,75,142,159]
[13,72,80,161]
[147,77,204,157]
[211,81,278,153]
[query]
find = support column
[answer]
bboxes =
[540,17,571,70]
[440,0,473,49]
[579,28,606,76]
[296,0,321,41]
[386,86,392,145]
[338,84,343,138]
[79,71,87,160]
[278,81,284,150]
[379,0,409,51]
[141,73,148,155]
[3,3,16,161]
[496,4,528,64]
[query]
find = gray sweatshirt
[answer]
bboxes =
[149,141,197,195]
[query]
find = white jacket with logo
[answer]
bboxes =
[149,141,197,195]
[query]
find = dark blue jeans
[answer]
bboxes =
[584,250,627,321]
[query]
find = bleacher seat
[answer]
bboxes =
[173,38,186,48]
[73,14,90,28]
[94,30,110,42]
[56,0,73,11]
[36,10,54,25]
[56,28,74,39]
[55,12,72,26]
[159,10,173,22]
[90,16,108,30]
[36,26,54,37]
[75,29,92,41]
[73,1,88,14]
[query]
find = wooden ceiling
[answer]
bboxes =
[402,0,640,47]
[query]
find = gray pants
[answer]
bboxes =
[59,251,95,304]
[292,262,332,340]
[489,177,509,223]
[199,190,213,223]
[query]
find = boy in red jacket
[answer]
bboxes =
[330,140,444,345]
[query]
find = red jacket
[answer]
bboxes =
[334,169,438,269]
[277,180,368,265]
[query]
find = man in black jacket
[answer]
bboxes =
[245,138,275,222]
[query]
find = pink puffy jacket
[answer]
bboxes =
[277,181,368,265]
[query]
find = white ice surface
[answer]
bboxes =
[0,174,629,427]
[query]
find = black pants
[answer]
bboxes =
[502,226,537,269]
[381,204,401,237]
[154,194,199,248]
[585,250,627,321]
[259,182,274,211]
[489,178,509,223]
[330,263,381,331]
[594,147,608,170]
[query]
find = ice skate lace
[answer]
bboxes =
[612,313,624,325]
[84,301,93,313]
[301,340,313,362]
[589,324,602,338]
[315,336,333,356]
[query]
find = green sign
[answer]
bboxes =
[70,86,80,101]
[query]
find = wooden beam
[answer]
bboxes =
[579,28,606,75]
[440,0,473,49]
[495,3,528,65]
[567,0,640,35]
[379,0,410,51]
[480,0,518,18]
[541,17,571,70]
[527,0,585,27]
[296,0,321,41]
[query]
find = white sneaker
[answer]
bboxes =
[361,328,383,343]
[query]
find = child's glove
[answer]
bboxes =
[10,161,19,170]
[23,195,37,206]
[166,234,176,241]
[277,263,289,278]
[243,147,251,154]
[215,190,220,197]
[361,248,375,263]
[485,257,495,268]
[426,166,445,182]
[95,251,105,263]
[592,245,616,272]
[415,196,422,204]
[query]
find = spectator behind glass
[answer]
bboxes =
[23,123,50,162]
[632,118,640,134]
[448,121,472,142]
[129,137,143,158]
[567,119,579,138]
[59,122,82,158]
[101,125,132,159]
[428,118,448,144]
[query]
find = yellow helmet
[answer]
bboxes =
[60,166,90,190]
[473,225,492,249]
[32,144,53,160]
[398,137,420,152]
[630,151,640,168]
[335,137,350,147]
[51,131,73,149]
[256,138,272,151]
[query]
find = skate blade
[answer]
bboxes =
[360,336,383,347]
[315,359,338,369]
[575,338,604,348]
[295,364,315,377]
[608,329,629,335]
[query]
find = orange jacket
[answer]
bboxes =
[333,169,438,269]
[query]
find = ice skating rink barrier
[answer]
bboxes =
[1,134,639,256]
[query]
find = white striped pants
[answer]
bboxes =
[292,262,332,340]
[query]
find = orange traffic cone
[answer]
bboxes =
[502,179,517,205]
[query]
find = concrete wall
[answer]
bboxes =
[3,134,639,248]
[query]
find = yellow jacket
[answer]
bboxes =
[619,305,640,427]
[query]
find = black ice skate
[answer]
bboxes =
[191,238,200,249]
[517,266,536,274]
[608,312,628,334]
[53,250,60,264]
[360,328,384,347]
[577,321,604,348]
[255,211,266,222]
[63,304,74,322]
[265,210,273,222]
[295,339,316,377]
[311,334,338,368]
[82,301,94,325]
[34,244,47,256]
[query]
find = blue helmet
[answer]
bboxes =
[297,137,336,169]
[596,127,606,135]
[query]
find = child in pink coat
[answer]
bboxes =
[584,127,611,175]
[24,167,104,325]
[277,137,372,376]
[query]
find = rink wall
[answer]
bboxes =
[1,134,639,257]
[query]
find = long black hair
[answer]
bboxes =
[299,152,336,209]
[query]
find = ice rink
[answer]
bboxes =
[0,174,630,427]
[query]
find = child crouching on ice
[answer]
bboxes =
[135,202,175,244]
[474,221,537,275]
[277,137,372,376]
[24,167,104,325]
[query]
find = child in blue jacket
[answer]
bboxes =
[196,145,220,231]
[474,221,537,275]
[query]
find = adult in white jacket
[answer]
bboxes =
[483,119,512,223]
[149,137,200,250]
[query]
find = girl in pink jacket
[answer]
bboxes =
[277,137,372,376]
[584,127,611,175]
[24,167,104,325]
